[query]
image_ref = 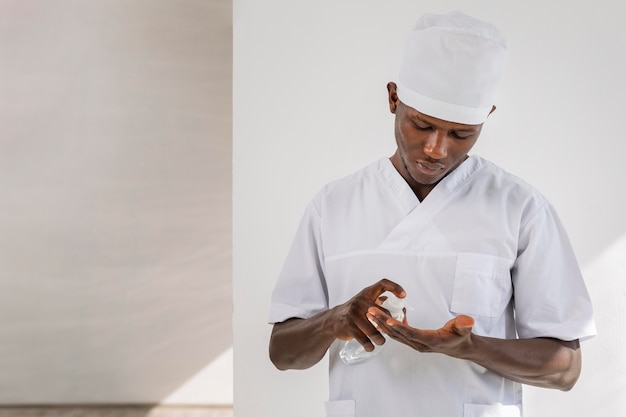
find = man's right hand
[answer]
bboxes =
[331,278,406,351]
[269,278,405,370]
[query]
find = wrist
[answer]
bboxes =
[456,332,480,361]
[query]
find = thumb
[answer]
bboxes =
[452,315,475,335]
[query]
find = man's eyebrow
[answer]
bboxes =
[413,114,436,126]
[410,113,428,123]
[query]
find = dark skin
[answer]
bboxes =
[269,82,582,391]
[387,82,484,201]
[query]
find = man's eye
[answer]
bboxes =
[414,124,431,131]
[451,132,471,140]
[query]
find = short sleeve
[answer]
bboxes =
[512,201,596,341]
[268,198,329,324]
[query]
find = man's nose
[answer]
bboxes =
[423,131,447,159]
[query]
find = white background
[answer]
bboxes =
[233,1,626,416]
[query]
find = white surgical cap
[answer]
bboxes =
[396,12,508,125]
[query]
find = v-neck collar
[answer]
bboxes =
[376,155,486,215]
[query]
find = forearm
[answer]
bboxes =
[269,310,338,370]
[460,335,581,391]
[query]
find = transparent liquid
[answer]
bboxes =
[339,338,384,364]
[338,293,409,365]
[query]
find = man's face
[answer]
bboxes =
[387,83,484,200]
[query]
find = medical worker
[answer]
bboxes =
[268,11,595,417]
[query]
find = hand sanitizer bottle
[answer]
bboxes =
[339,293,408,365]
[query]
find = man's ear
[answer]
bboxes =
[387,82,399,114]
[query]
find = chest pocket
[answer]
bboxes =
[450,253,512,335]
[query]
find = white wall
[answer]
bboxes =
[0,0,232,404]
[233,1,626,416]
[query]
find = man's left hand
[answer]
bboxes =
[366,307,475,358]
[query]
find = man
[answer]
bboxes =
[268,11,595,417]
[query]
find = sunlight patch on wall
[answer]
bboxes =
[162,346,233,405]
[524,234,626,416]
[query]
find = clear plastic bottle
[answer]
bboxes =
[339,293,409,365]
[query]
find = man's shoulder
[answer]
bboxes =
[476,157,543,191]
[473,156,550,210]
[311,158,390,206]
[321,158,386,191]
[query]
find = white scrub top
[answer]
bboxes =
[269,156,596,417]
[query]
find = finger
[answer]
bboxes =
[366,310,428,350]
[446,315,474,336]
[375,295,387,306]
[352,333,376,352]
[367,306,401,331]
[347,306,385,342]
[367,278,406,299]
[455,315,475,328]
[353,322,386,349]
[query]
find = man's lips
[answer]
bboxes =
[416,161,445,175]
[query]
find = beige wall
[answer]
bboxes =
[0,0,232,404]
